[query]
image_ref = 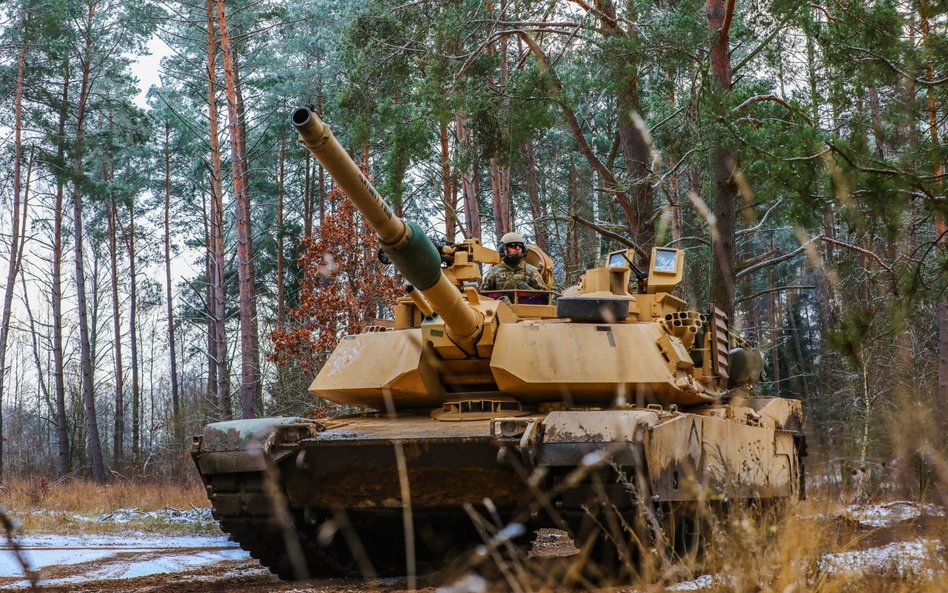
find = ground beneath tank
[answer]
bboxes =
[1,503,944,592]
[0,530,579,592]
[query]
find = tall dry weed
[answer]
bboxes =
[0,477,210,533]
[449,490,945,592]
[0,478,206,515]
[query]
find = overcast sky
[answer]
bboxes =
[132,35,172,109]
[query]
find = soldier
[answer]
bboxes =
[480,231,546,291]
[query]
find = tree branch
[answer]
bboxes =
[736,236,823,279]
[735,235,899,295]
[819,236,893,274]
[733,94,792,114]
[721,0,736,40]
[845,44,948,86]
[572,214,647,258]
[732,17,788,75]
[736,249,776,274]
[737,285,815,304]
[737,197,784,236]
[827,142,900,177]
[664,235,711,247]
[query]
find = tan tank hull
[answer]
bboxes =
[192,400,804,578]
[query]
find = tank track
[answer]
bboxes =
[205,471,353,580]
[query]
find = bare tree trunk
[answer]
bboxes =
[806,19,839,408]
[867,86,886,159]
[594,1,655,256]
[217,0,259,419]
[276,141,286,327]
[567,161,581,281]
[73,2,106,482]
[303,152,312,238]
[108,196,125,466]
[317,73,326,224]
[203,191,217,418]
[521,140,549,251]
[665,76,683,246]
[489,159,511,238]
[127,210,141,465]
[666,161,683,245]
[90,238,102,375]
[441,122,457,242]
[203,1,217,416]
[707,0,738,323]
[683,167,704,306]
[768,263,781,394]
[488,22,512,239]
[231,21,263,414]
[164,122,181,443]
[918,0,947,428]
[455,114,481,239]
[52,60,70,478]
[206,0,229,420]
[854,353,872,502]
[303,75,326,236]
[0,11,30,480]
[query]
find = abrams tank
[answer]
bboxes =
[190,106,806,581]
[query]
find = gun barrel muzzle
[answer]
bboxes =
[292,107,405,244]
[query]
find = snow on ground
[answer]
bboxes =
[818,539,944,578]
[2,533,235,561]
[435,574,488,593]
[12,549,250,588]
[31,506,216,528]
[0,532,250,589]
[667,575,721,591]
[666,539,945,590]
[842,501,945,528]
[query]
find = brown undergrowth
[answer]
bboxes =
[0,477,212,534]
[448,489,946,592]
[690,498,945,593]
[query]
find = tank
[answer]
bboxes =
[190,106,806,581]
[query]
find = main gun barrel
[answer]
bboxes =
[291,106,483,348]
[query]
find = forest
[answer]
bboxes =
[0,0,943,504]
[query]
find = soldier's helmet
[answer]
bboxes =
[499,231,526,266]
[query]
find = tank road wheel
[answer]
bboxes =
[660,502,711,564]
[207,472,354,580]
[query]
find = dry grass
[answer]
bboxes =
[0,477,213,534]
[454,491,946,592]
[688,497,946,593]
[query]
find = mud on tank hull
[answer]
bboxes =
[191,400,805,580]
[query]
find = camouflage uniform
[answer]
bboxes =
[480,260,545,291]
